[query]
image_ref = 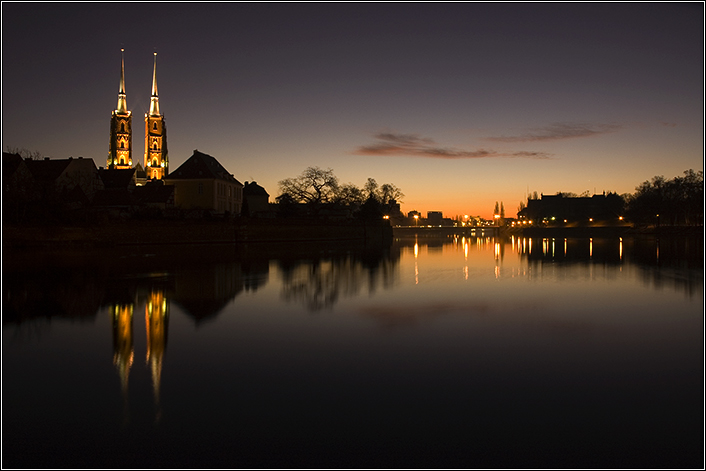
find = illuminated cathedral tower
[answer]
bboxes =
[108,49,133,169]
[145,52,168,180]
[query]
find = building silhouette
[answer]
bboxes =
[164,150,243,214]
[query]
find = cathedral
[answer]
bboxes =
[108,49,168,180]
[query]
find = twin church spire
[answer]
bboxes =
[108,49,168,179]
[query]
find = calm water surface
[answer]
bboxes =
[3,234,703,468]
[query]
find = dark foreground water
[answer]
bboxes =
[3,234,703,468]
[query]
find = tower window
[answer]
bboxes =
[120,142,124,149]
[153,122,157,130]
[120,158,124,165]
[153,159,158,167]
[121,123,125,133]
[154,142,158,150]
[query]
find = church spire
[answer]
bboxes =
[149,52,160,117]
[116,48,128,114]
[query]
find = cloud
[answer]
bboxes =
[354,132,552,159]
[485,122,622,143]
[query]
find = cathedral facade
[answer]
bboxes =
[108,50,168,179]
[144,52,168,180]
[108,49,133,169]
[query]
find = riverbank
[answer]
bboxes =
[517,225,702,238]
[3,218,393,250]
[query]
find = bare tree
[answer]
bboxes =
[278,166,339,206]
[5,146,43,160]
[379,183,404,204]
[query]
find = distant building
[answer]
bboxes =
[518,192,625,224]
[164,150,243,215]
[427,211,443,226]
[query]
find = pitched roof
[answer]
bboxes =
[244,181,269,196]
[133,183,174,204]
[3,152,24,177]
[25,158,72,183]
[99,168,136,189]
[165,150,242,185]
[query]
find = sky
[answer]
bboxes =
[2,2,703,219]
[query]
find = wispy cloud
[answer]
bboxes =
[354,132,551,159]
[485,122,622,143]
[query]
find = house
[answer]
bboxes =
[163,150,243,215]
[3,152,40,221]
[133,180,175,211]
[99,167,137,192]
[25,157,104,205]
[242,181,271,217]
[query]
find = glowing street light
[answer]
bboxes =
[414,214,419,227]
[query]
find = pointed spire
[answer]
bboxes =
[149,52,160,117]
[116,48,128,114]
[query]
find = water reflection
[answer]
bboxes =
[279,246,400,311]
[2,235,703,469]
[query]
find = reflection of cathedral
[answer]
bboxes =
[112,304,134,400]
[145,290,169,410]
[111,290,169,419]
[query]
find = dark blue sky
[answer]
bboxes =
[3,3,703,217]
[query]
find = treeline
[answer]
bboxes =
[276,166,403,219]
[625,169,703,226]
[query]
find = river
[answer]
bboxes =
[2,233,703,468]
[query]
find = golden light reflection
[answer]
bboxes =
[112,304,134,402]
[589,238,593,258]
[619,237,623,260]
[146,290,169,421]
